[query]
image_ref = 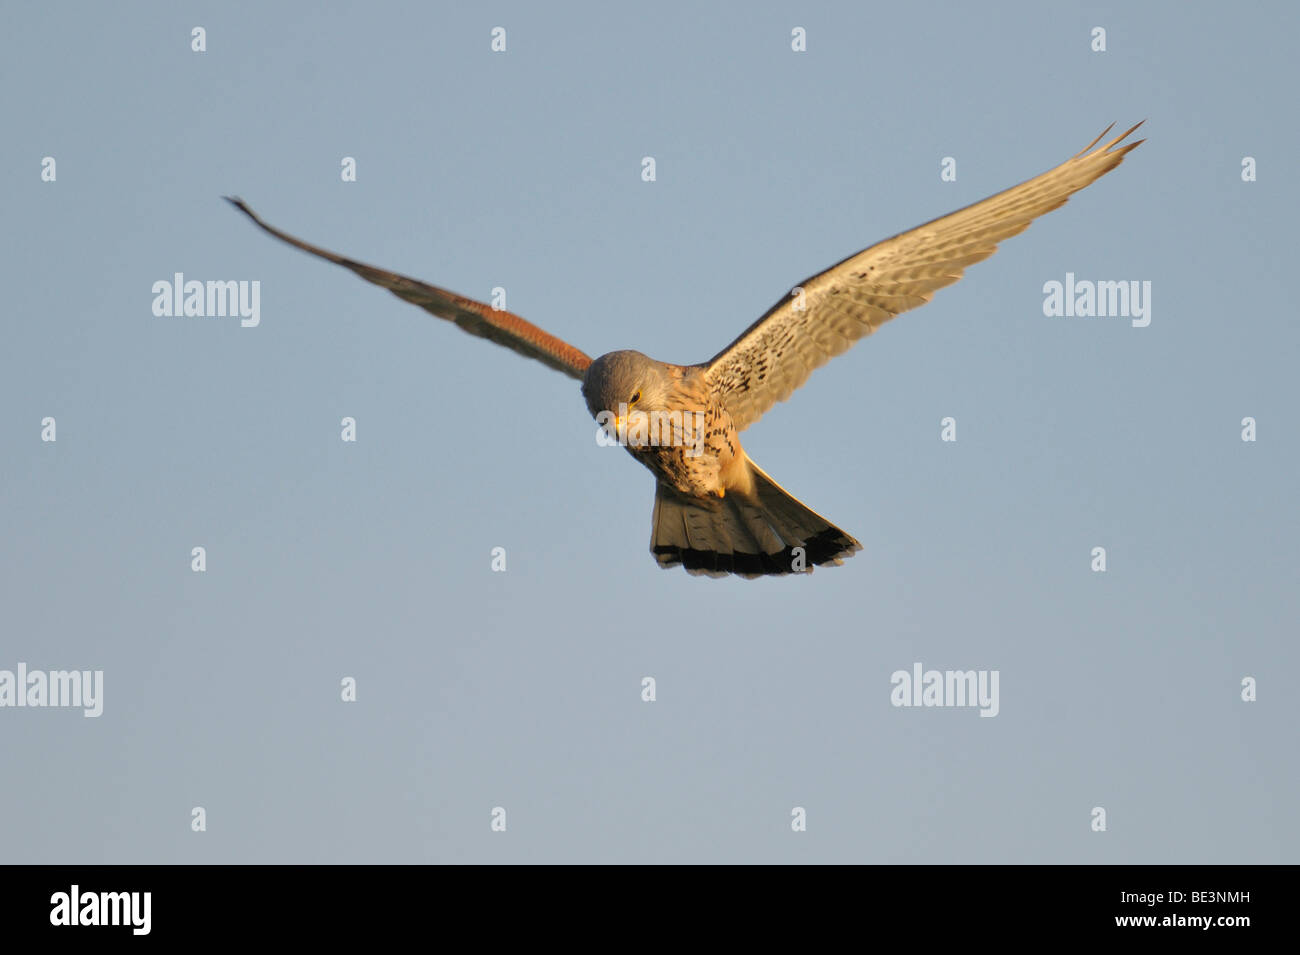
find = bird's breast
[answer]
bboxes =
[624,401,745,500]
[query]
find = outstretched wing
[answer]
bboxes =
[705,122,1145,431]
[226,198,593,380]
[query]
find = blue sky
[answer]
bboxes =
[1,1,1296,862]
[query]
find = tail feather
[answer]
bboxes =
[650,455,861,578]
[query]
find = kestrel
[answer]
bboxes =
[229,121,1143,578]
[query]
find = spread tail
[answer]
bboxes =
[649,456,861,578]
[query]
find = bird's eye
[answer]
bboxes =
[630,391,641,405]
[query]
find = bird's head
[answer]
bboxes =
[582,350,670,439]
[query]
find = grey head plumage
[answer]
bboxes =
[581,350,673,420]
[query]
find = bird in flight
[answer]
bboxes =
[229,121,1143,578]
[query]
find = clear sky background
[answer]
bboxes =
[2,1,1295,863]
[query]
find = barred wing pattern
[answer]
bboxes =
[705,122,1145,431]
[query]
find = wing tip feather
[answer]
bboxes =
[1105,119,1147,151]
[1075,120,1146,160]
[223,195,256,219]
[1074,121,1117,157]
